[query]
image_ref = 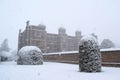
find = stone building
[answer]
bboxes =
[18,21,82,53]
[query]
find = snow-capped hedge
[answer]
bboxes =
[0,51,12,57]
[0,51,12,61]
[17,46,43,65]
[79,35,101,72]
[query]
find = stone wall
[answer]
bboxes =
[102,50,120,62]
[44,53,79,63]
[43,50,120,67]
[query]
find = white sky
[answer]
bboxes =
[0,0,120,50]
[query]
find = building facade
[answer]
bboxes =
[18,21,82,53]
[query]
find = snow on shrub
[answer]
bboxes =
[79,35,101,72]
[0,51,12,61]
[17,46,43,65]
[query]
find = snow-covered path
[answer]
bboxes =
[0,61,120,80]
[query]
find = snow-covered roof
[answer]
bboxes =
[100,48,120,52]
[43,51,78,55]
[44,48,120,55]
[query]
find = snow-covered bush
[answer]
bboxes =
[0,51,12,61]
[11,50,18,61]
[79,35,101,72]
[17,46,43,65]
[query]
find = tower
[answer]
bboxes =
[26,20,31,45]
[36,24,47,53]
[18,29,22,50]
[26,20,30,27]
[75,30,81,39]
[75,31,82,50]
[58,27,66,35]
[58,27,67,52]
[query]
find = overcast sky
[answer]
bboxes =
[0,0,120,51]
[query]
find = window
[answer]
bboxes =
[35,31,41,37]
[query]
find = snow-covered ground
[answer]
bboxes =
[0,61,120,80]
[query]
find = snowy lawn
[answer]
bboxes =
[0,61,120,80]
